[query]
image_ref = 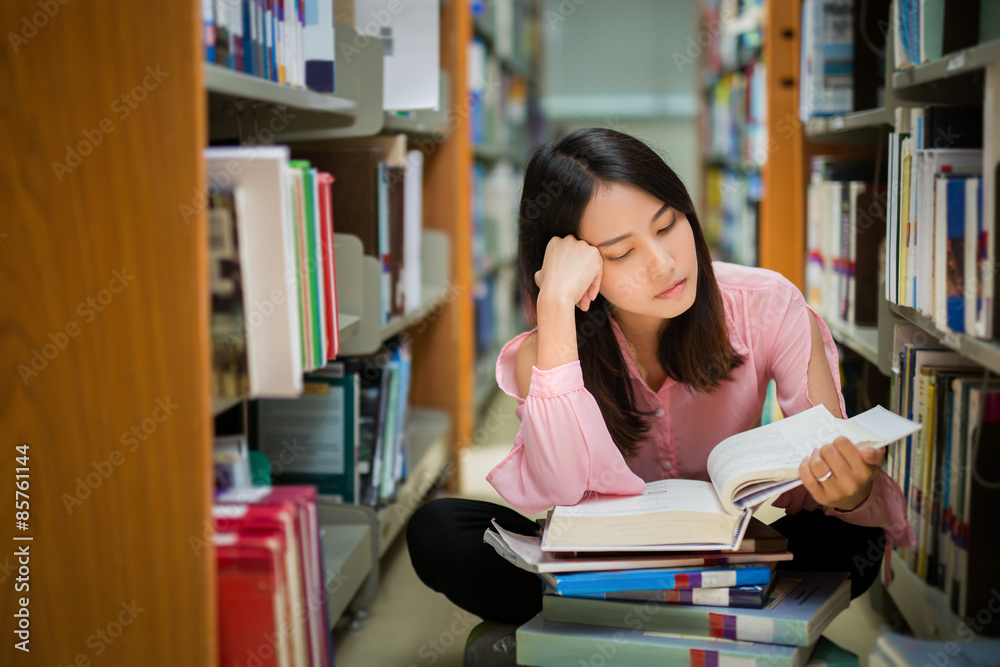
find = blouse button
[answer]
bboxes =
[655,408,665,417]
[662,461,673,471]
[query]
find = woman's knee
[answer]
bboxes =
[406,498,464,585]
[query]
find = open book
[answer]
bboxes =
[541,404,921,552]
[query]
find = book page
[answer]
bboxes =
[707,405,921,512]
[550,479,729,519]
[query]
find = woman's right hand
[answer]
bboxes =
[534,235,603,312]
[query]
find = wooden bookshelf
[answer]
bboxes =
[1,0,483,660]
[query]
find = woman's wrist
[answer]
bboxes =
[536,288,580,370]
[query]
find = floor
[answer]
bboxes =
[331,391,888,666]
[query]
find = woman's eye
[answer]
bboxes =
[608,250,632,262]
[657,222,676,235]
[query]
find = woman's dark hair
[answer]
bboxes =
[517,127,746,457]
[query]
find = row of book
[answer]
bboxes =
[799,0,887,120]
[213,484,333,667]
[700,0,764,82]
[883,106,994,337]
[469,0,540,66]
[207,147,342,399]
[468,39,530,153]
[703,166,760,267]
[805,157,886,327]
[203,0,336,92]
[472,160,519,276]
[893,0,1000,70]
[250,337,415,508]
[206,134,427,400]
[706,66,766,170]
[887,324,1000,629]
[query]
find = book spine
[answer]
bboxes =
[946,178,966,332]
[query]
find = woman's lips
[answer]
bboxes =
[655,279,686,299]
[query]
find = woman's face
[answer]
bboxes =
[577,182,698,329]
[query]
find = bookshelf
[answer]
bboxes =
[0,0,492,662]
[701,0,1000,648]
[468,0,541,417]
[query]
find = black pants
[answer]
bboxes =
[406,497,885,625]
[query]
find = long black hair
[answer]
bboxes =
[517,128,746,457]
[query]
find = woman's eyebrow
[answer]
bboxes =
[596,204,672,247]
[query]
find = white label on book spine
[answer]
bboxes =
[735,616,774,643]
[701,571,738,588]
[691,588,730,605]
[719,658,756,667]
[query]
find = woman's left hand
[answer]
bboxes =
[798,437,884,512]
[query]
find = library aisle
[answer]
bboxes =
[8,0,1000,665]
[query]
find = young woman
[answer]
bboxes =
[407,128,913,627]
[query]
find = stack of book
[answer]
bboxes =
[886,323,1000,630]
[484,404,922,665]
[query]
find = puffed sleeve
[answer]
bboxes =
[485,330,646,515]
[761,276,915,548]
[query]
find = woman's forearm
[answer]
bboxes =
[535,290,580,370]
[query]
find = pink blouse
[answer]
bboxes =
[487,261,914,548]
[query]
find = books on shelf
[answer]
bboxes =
[893,0,1000,69]
[887,324,1000,627]
[540,404,920,553]
[252,337,414,509]
[884,106,990,336]
[214,485,331,667]
[805,157,887,327]
[294,133,425,324]
[207,0,335,91]
[209,188,251,398]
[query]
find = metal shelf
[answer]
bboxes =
[473,143,523,163]
[204,64,357,116]
[804,108,891,141]
[338,313,361,338]
[892,39,1000,91]
[318,523,373,624]
[825,317,881,368]
[888,303,1000,375]
[380,282,454,341]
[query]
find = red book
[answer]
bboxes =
[317,172,340,360]
[216,531,292,667]
[217,486,331,667]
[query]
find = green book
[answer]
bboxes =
[541,571,850,648]
[807,636,858,666]
[289,160,324,368]
[251,362,360,503]
[516,611,814,667]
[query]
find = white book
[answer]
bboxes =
[355,0,440,110]
[206,146,303,397]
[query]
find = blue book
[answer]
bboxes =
[565,580,776,610]
[946,178,966,332]
[540,563,774,597]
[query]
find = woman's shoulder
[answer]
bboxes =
[712,261,798,295]
[496,329,537,400]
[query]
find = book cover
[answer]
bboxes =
[517,611,813,667]
[252,368,361,503]
[945,177,966,332]
[540,563,775,597]
[542,571,852,647]
[576,580,776,610]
